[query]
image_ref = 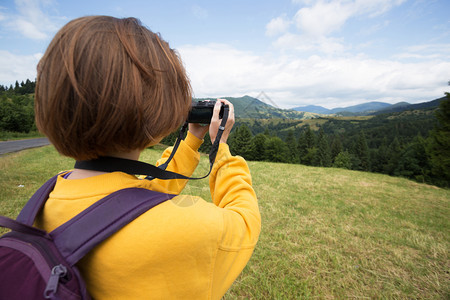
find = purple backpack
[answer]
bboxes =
[0,175,175,299]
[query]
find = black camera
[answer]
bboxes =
[187,100,226,123]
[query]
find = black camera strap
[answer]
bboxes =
[74,106,229,180]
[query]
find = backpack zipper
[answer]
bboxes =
[3,232,72,297]
[44,264,68,299]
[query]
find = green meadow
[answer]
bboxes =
[1,145,449,299]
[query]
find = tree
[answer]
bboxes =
[333,151,352,169]
[395,134,431,182]
[249,133,267,161]
[0,97,34,132]
[198,132,212,153]
[385,137,402,175]
[285,130,298,163]
[297,131,308,164]
[427,92,450,186]
[355,130,370,171]
[302,147,317,166]
[298,126,316,165]
[330,136,343,163]
[264,136,289,163]
[371,137,389,173]
[315,128,331,167]
[304,126,315,148]
[230,124,253,159]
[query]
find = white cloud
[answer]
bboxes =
[14,18,48,40]
[178,44,267,97]
[0,7,6,22]
[354,0,407,18]
[266,16,291,37]
[9,0,61,40]
[263,1,407,57]
[294,1,353,37]
[178,43,450,108]
[0,50,41,85]
[273,33,346,54]
[394,43,450,61]
[292,0,407,38]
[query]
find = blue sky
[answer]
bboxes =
[0,0,449,108]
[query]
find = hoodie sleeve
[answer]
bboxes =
[208,143,261,299]
[149,131,203,194]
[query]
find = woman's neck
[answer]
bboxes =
[67,149,141,180]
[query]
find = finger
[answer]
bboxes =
[218,98,234,117]
[211,99,223,121]
[227,101,234,119]
[220,99,234,122]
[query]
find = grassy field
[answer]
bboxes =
[1,145,449,299]
[0,130,44,141]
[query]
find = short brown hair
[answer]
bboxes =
[35,16,192,160]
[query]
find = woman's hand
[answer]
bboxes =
[209,99,235,144]
[189,123,209,140]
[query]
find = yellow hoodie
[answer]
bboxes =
[35,132,261,299]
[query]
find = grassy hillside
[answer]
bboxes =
[1,146,449,299]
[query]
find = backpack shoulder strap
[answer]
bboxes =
[16,175,59,225]
[50,188,175,266]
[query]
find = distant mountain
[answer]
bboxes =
[292,105,332,114]
[293,101,392,115]
[332,102,392,114]
[193,96,318,120]
[371,97,444,115]
[193,96,444,119]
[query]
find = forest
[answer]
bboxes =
[171,94,449,188]
[1,79,449,187]
[222,95,450,188]
[0,80,36,134]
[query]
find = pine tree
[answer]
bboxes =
[372,137,389,173]
[333,151,352,169]
[297,125,316,165]
[250,133,267,161]
[355,130,370,171]
[427,92,450,186]
[303,147,317,166]
[386,137,401,175]
[396,134,431,182]
[285,130,298,163]
[230,124,253,159]
[330,136,343,162]
[264,136,289,163]
[297,132,308,163]
[304,126,315,149]
[316,128,331,167]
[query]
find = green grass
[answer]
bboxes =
[1,145,449,299]
[0,130,45,141]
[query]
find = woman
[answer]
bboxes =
[34,16,261,299]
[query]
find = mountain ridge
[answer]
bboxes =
[293,101,395,115]
[293,97,443,116]
[193,96,320,120]
[194,95,444,118]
